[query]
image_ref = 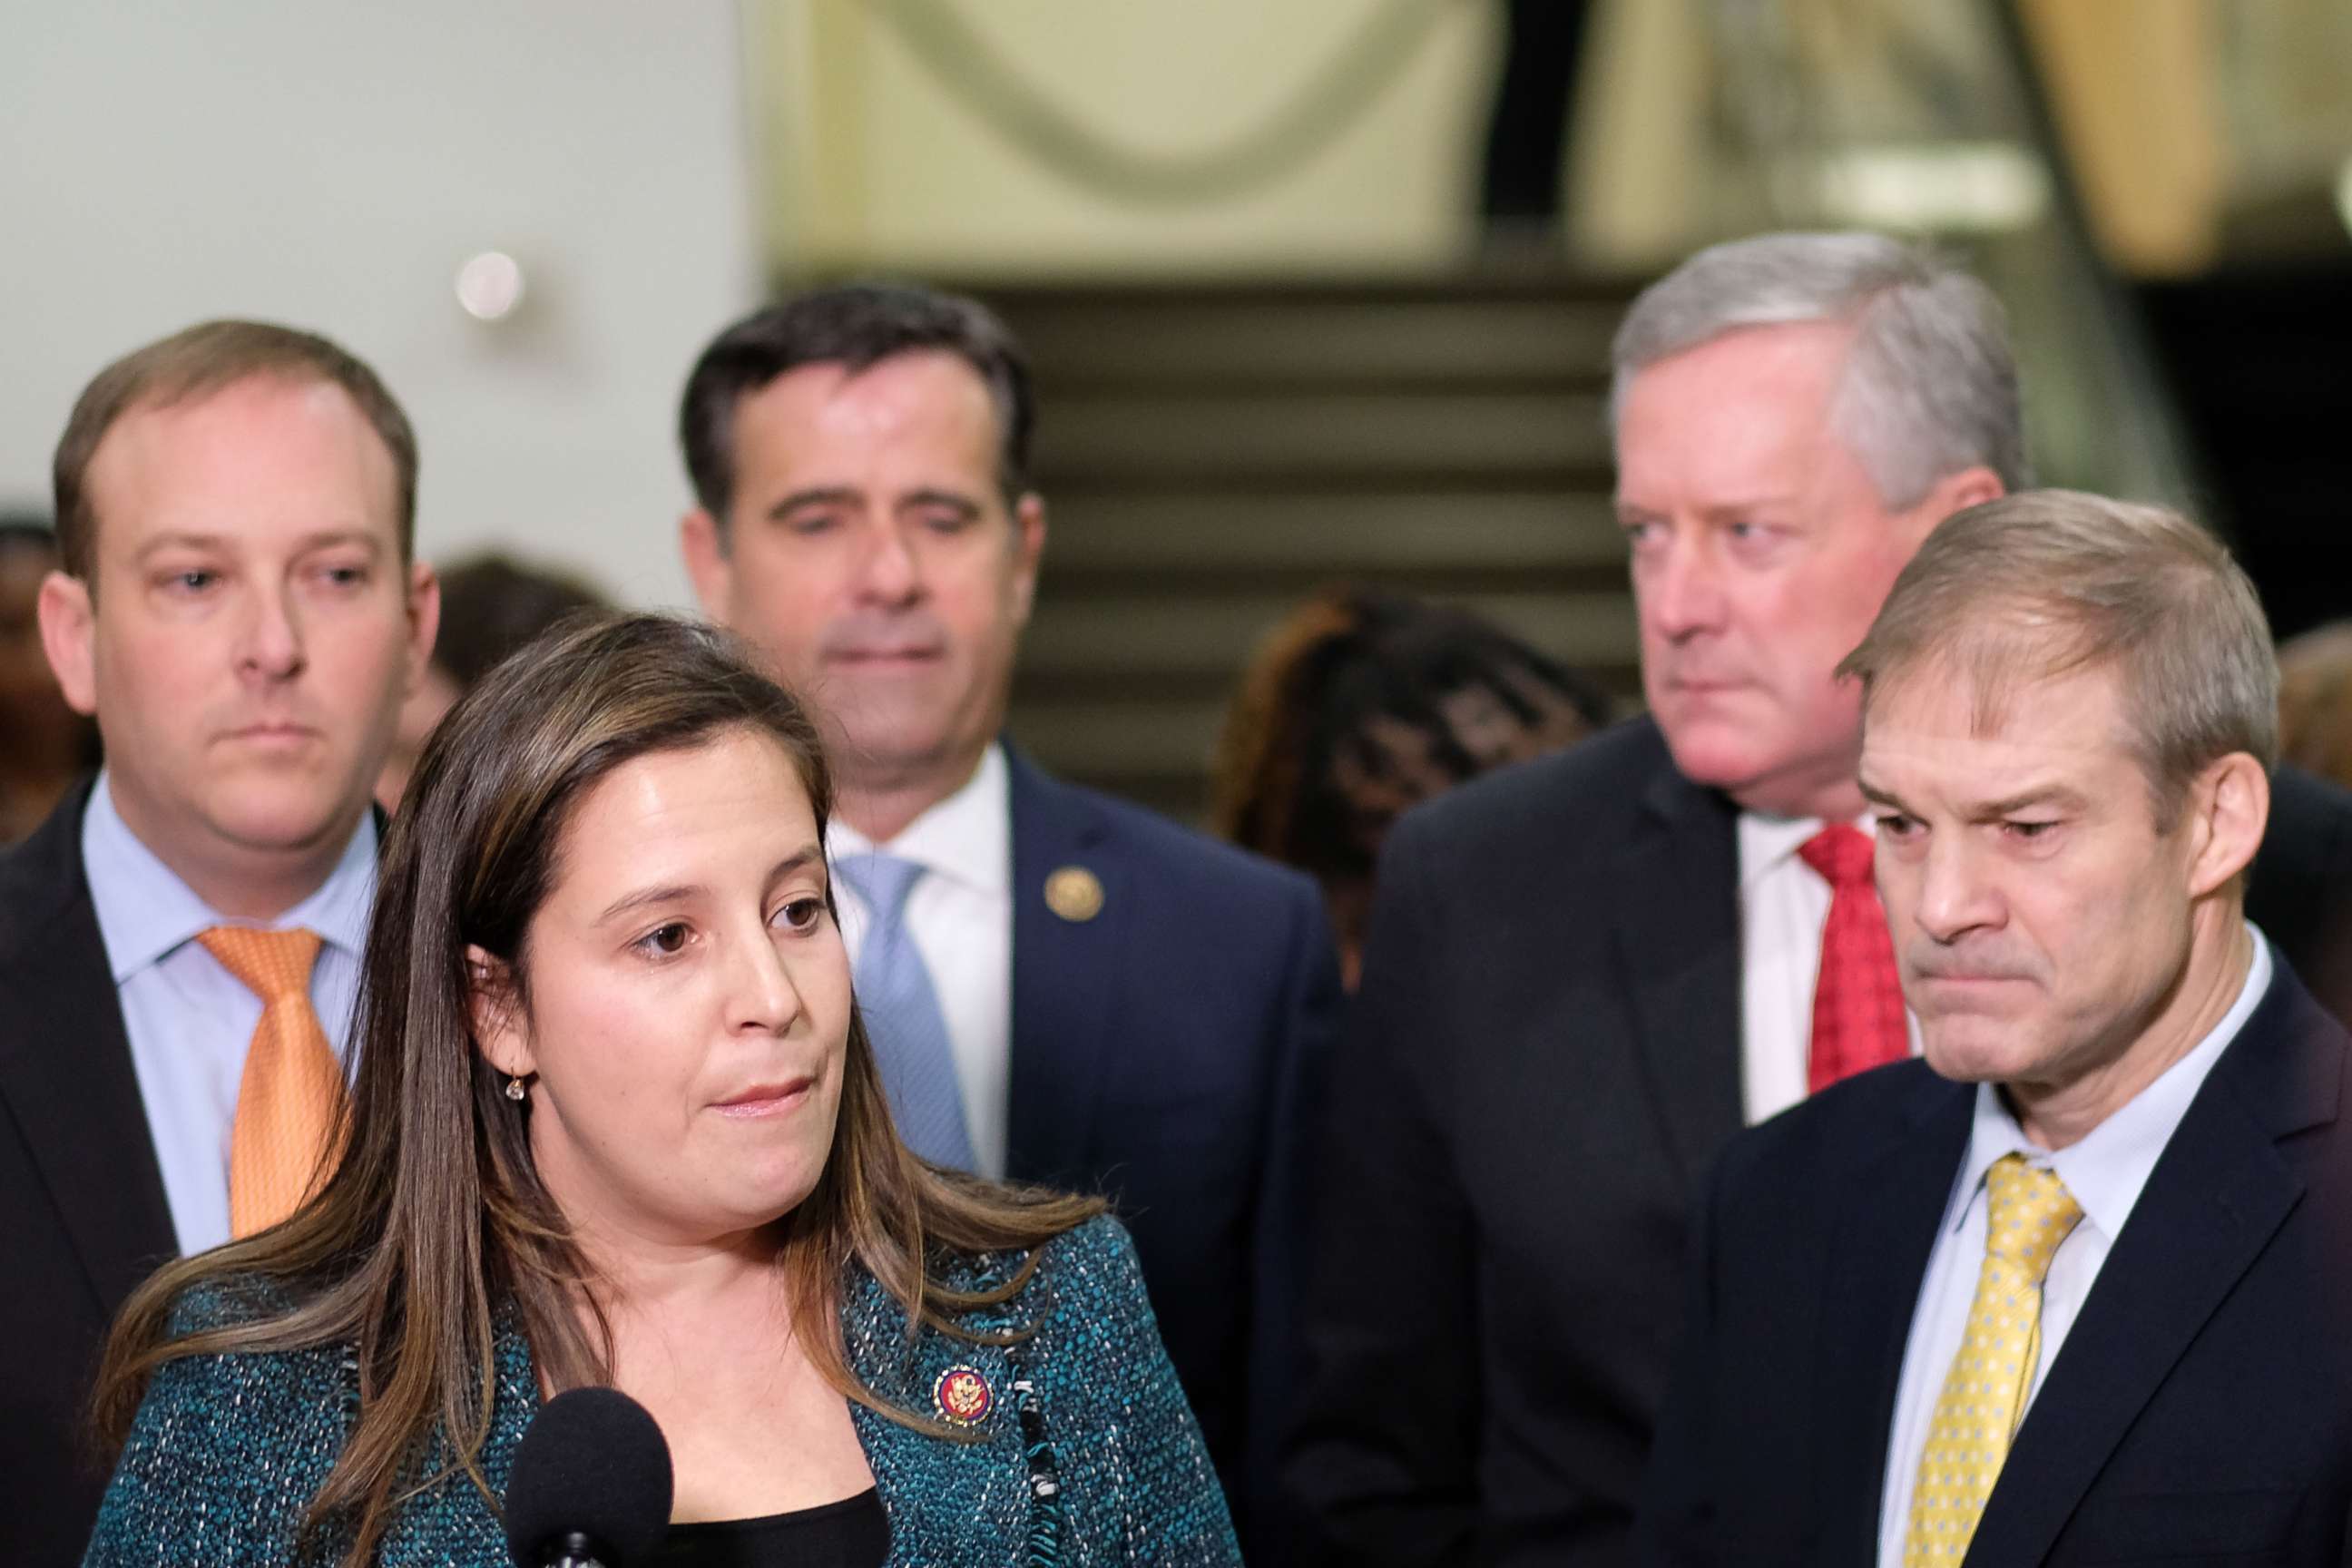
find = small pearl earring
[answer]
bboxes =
[505,1076,528,1102]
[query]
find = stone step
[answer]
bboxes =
[1004,296,1620,390]
[1041,490,1626,573]
[965,272,1651,828]
[1016,588,1638,679]
[1033,389,1611,483]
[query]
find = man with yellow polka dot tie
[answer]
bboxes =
[1635,493,2352,1567]
[1899,1154,2081,1562]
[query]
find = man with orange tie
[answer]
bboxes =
[0,321,438,1566]
[1636,491,2352,1565]
[1280,234,2352,1567]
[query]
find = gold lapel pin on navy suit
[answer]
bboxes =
[1044,866,1104,924]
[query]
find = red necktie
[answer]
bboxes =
[1798,824,1909,1093]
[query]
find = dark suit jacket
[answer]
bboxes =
[1002,751,1342,1537]
[1278,715,2352,1568]
[0,783,177,1568]
[1636,964,2352,1566]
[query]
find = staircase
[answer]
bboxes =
[981,274,1649,823]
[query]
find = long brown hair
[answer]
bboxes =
[92,612,1102,1565]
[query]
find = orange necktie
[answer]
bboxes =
[198,926,346,1237]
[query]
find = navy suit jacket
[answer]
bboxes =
[0,785,181,1568]
[1637,962,2352,1567]
[1001,750,1342,1534]
[0,782,396,1568]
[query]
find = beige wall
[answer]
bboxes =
[2018,0,2223,275]
[745,0,2277,283]
[751,0,1504,279]
[0,1,760,610]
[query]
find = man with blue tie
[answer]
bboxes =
[676,283,1342,1531]
[0,320,440,1565]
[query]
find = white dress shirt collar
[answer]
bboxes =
[82,770,377,980]
[1736,807,1877,894]
[828,743,1009,895]
[1945,923,2274,1243]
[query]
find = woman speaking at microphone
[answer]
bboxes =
[83,614,1238,1567]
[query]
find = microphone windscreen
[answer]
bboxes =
[504,1387,675,1568]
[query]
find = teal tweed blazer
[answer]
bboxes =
[83,1215,1239,1567]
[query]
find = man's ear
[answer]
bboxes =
[37,570,99,716]
[2185,752,2269,899]
[402,560,442,699]
[1896,465,2008,552]
[466,943,534,1080]
[1009,492,1046,626]
[1929,465,2006,519]
[681,508,733,620]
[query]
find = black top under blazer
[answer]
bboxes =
[1635,962,2352,1566]
[1277,714,2352,1568]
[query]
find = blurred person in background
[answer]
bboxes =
[1280,231,2352,1568]
[2276,620,2352,1024]
[676,282,1341,1542]
[374,551,610,809]
[1479,0,1593,249]
[2278,619,2352,793]
[0,321,437,1567]
[1210,584,1610,988]
[1,514,102,844]
[83,615,1238,1568]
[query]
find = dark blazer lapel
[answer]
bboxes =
[1612,750,1746,1189]
[1004,750,1127,1184]
[0,782,176,1311]
[1812,1071,1975,1561]
[1965,973,2337,1567]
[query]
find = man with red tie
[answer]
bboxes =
[0,321,438,1566]
[1279,232,2352,1567]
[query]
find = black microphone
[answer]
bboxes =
[505,1387,675,1568]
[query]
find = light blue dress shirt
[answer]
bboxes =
[80,772,374,1256]
[1875,925,2273,1566]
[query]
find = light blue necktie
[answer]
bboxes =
[837,851,977,1171]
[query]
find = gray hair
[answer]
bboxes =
[1611,231,2031,506]
[1839,489,2278,827]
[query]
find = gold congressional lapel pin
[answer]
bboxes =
[933,1364,995,1426]
[1044,865,1105,923]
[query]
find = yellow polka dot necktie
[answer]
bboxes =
[198,926,347,1238]
[1903,1152,2083,1563]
